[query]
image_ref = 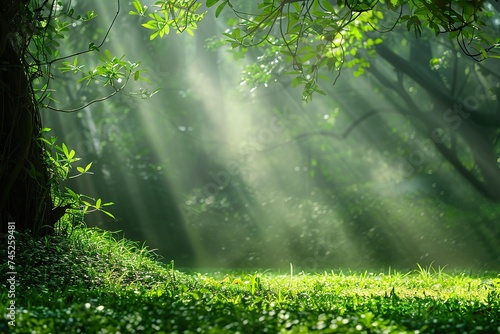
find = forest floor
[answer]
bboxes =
[1,226,499,333]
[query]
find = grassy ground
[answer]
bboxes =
[1,226,499,333]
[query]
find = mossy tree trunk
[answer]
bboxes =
[1,2,63,235]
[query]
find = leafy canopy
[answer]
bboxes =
[130,0,500,99]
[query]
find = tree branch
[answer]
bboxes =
[263,108,410,152]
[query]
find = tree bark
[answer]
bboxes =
[374,43,500,201]
[1,2,61,235]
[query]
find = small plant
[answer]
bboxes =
[39,128,115,224]
[249,271,261,295]
[415,262,449,285]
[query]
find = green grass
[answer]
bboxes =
[1,226,499,333]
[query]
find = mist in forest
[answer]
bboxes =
[43,2,500,271]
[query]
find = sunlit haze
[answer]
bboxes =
[43,1,500,271]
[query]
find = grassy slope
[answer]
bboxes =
[1,227,499,333]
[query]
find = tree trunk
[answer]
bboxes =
[374,43,500,201]
[1,3,62,235]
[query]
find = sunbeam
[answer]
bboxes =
[40,0,500,271]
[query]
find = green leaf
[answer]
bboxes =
[88,43,99,51]
[62,143,69,157]
[206,0,219,8]
[38,137,53,146]
[159,24,170,37]
[232,28,241,39]
[131,0,145,15]
[84,162,93,172]
[150,31,160,40]
[142,21,158,30]
[354,67,365,77]
[101,210,116,219]
[86,11,96,20]
[104,49,112,60]
[215,1,227,18]
[77,166,85,173]
[64,187,79,199]
[133,0,141,11]
[322,0,335,12]
[96,198,102,209]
